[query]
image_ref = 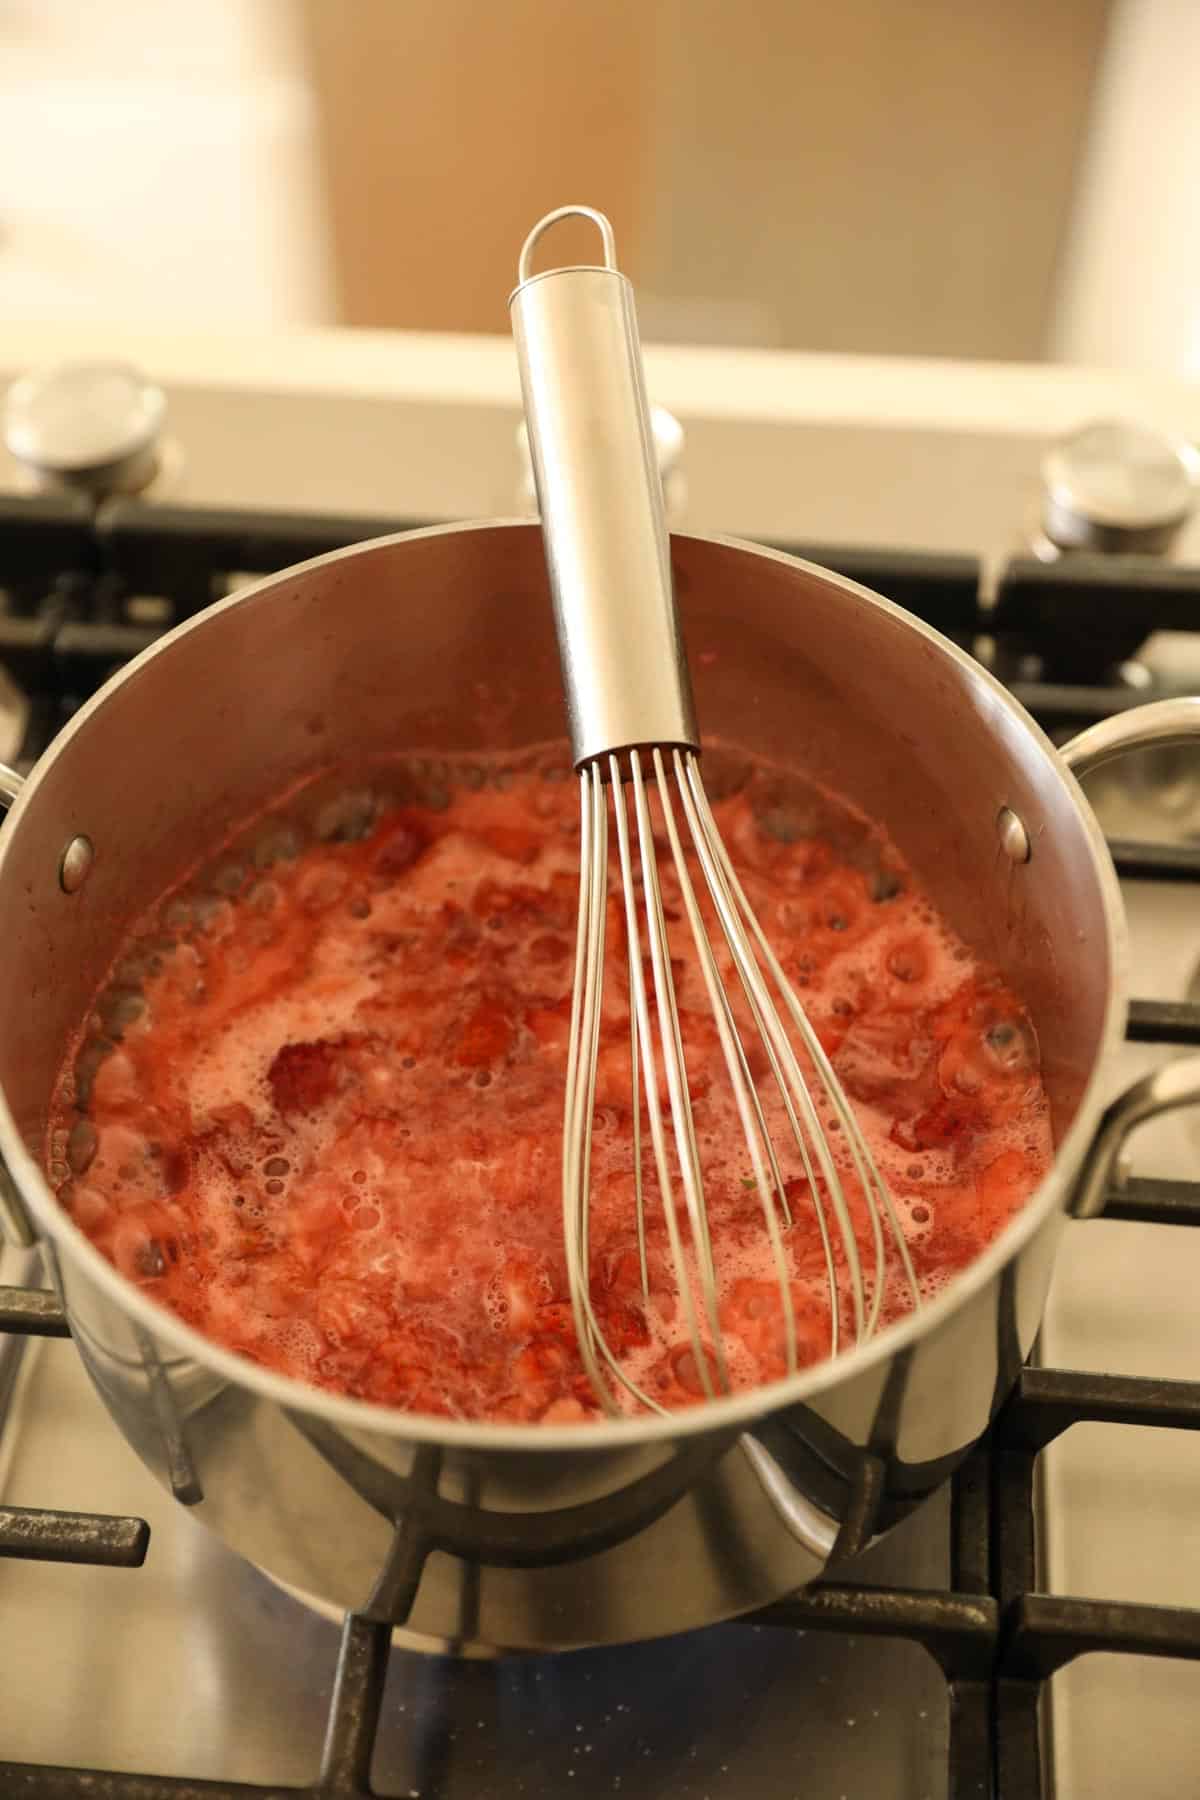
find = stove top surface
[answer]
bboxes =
[1,477,1199,1798]
[1,1332,953,1797]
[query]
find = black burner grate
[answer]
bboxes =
[2,512,1200,1797]
[3,501,1200,770]
[6,1222,1200,1798]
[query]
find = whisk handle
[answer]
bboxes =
[510,207,698,769]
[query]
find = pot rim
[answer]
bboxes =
[0,519,1128,1452]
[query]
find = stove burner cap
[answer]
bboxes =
[1041,419,1199,555]
[3,361,166,498]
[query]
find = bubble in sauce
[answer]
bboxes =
[212,862,247,897]
[869,868,904,903]
[316,790,377,843]
[72,1037,114,1107]
[253,824,304,869]
[887,942,926,984]
[66,1119,97,1175]
[97,987,145,1039]
[985,1017,1039,1075]
[194,896,234,936]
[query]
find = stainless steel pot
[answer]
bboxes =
[1,521,1198,1653]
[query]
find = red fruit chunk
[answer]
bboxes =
[976,1147,1032,1216]
[147,1140,191,1195]
[528,932,570,967]
[525,996,571,1052]
[592,1291,651,1355]
[886,938,928,985]
[452,997,515,1068]
[892,1096,983,1155]
[480,823,542,864]
[268,1040,342,1115]
[513,1335,571,1384]
[721,1278,825,1374]
[494,1248,554,1334]
[472,878,570,931]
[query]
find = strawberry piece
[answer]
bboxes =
[593,1040,633,1107]
[471,878,571,931]
[638,1345,718,1409]
[288,1183,348,1269]
[494,1248,554,1335]
[721,1277,827,1378]
[528,931,570,967]
[975,1147,1030,1218]
[451,996,515,1068]
[593,1295,651,1355]
[885,937,929,986]
[513,1335,571,1384]
[317,1280,391,1344]
[268,1039,343,1115]
[480,823,542,864]
[892,1095,984,1155]
[525,996,571,1053]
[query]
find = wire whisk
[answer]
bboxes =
[511,208,920,1415]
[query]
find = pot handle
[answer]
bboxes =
[0,764,23,808]
[0,765,31,1242]
[1059,695,1200,781]
[1061,697,1200,1217]
[1068,1060,1200,1219]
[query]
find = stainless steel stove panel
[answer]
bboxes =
[0,1330,950,1796]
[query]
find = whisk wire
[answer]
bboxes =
[565,768,670,1418]
[628,942,649,1301]
[629,752,731,1394]
[686,762,922,1321]
[653,749,799,1377]
[678,752,865,1342]
[610,756,723,1402]
[672,754,852,1359]
[565,750,922,1413]
[562,767,610,1407]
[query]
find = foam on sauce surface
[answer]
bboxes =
[46,749,1053,1422]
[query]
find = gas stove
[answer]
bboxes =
[0,339,1199,1799]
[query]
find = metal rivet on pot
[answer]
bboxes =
[59,834,94,894]
[996,807,1031,864]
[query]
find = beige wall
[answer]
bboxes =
[300,0,1110,360]
[1051,0,1200,371]
[638,0,1110,358]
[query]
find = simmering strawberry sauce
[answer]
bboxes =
[46,750,1052,1422]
